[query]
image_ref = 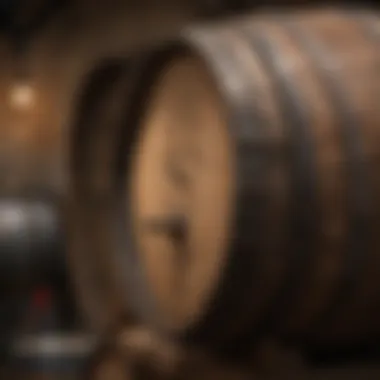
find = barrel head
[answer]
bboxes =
[128,53,234,335]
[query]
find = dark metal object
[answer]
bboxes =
[0,198,64,291]
[0,198,67,364]
[237,21,320,344]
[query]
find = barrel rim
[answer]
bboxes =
[114,35,238,341]
[65,56,134,334]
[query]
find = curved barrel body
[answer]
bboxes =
[119,8,380,349]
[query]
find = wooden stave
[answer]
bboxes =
[274,9,380,345]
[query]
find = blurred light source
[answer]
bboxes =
[9,82,36,111]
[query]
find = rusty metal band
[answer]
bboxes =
[281,17,374,333]
[238,23,319,330]
[345,11,380,330]
[175,29,274,346]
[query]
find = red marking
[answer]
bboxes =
[32,287,52,311]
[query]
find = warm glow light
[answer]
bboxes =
[9,83,37,111]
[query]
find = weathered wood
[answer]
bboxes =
[120,7,380,350]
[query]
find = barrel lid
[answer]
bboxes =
[127,52,234,335]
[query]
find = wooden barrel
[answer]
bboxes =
[65,0,289,334]
[66,58,139,333]
[114,7,380,349]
